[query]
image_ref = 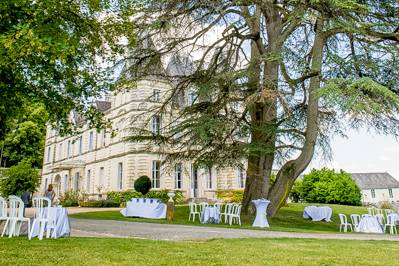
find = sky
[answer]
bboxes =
[307,129,399,180]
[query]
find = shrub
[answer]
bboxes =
[379,201,393,209]
[106,189,184,204]
[59,189,85,207]
[134,175,152,195]
[0,161,40,197]
[216,190,244,203]
[300,168,362,206]
[289,180,302,203]
[78,199,120,207]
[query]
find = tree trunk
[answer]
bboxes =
[267,18,326,217]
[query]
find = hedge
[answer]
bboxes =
[106,189,185,204]
[216,190,244,203]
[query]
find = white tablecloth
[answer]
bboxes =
[252,199,270,228]
[200,206,220,224]
[120,198,166,219]
[355,216,383,233]
[31,207,70,238]
[303,206,332,222]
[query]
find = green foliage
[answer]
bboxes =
[0,0,135,135]
[106,190,184,204]
[299,168,362,206]
[0,102,48,168]
[0,161,40,197]
[78,199,120,208]
[289,180,303,203]
[134,176,152,195]
[59,189,86,207]
[216,190,244,203]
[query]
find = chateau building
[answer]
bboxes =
[40,58,246,200]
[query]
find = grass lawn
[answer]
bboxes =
[1,237,397,266]
[70,203,369,233]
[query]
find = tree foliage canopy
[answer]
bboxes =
[122,0,399,215]
[299,168,362,206]
[0,161,41,197]
[0,0,135,137]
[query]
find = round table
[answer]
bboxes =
[200,206,220,224]
[355,216,383,234]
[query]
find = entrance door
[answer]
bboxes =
[191,165,199,198]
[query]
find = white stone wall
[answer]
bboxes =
[361,188,399,204]
[41,78,246,200]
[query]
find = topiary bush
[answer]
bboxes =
[300,168,362,206]
[134,175,152,195]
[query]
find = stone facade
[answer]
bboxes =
[41,78,246,200]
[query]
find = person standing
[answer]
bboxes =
[44,184,55,206]
[21,190,31,216]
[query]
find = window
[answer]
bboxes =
[237,167,245,188]
[58,143,63,160]
[78,136,83,155]
[86,170,91,193]
[206,167,213,189]
[187,91,196,106]
[175,163,183,189]
[371,189,376,198]
[67,140,71,158]
[74,172,80,191]
[47,146,51,163]
[152,89,161,102]
[64,174,68,191]
[89,131,94,151]
[152,160,161,188]
[99,167,105,187]
[389,188,393,198]
[151,115,161,134]
[117,163,123,190]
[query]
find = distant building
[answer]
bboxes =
[351,172,399,204]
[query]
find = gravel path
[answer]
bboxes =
[70,218,399,241]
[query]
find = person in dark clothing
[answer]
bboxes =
[21,190,31,216]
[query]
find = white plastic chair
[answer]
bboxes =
[29,197,54,240]
[1,196,30,238]
[384,214,397,235]
[375,208,384,216]
[338,214,352,232]
[385,209,393,217]
[375,213,385,225]
[220,203,233,223]
[350,214,361,231]
[188,202,200,222]
[367,207,375,216]
[199,202,209,213]
[0,197,8,232]
[229,204,242,225]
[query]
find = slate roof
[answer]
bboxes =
[351,172,399,190]
[165,55,195,77]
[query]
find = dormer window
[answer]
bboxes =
[152,89,161,102]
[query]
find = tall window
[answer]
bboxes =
[44,178,48,190]
[151,115,161,135]
[206,167,213,189]
[371,189,376,198]
[74,172,80,191]
[117,163,123,190]
[389,188,393,198]
[152,89,161,102]
[89,131,94,151]
[99,167,105,187]
[152,160,161,188]
[67,140,71,158]
[47,146,51,162]
[237,167,245,188]
[187,91,196,105]
[64,174,68,191]
[78,136,83,155]
[86,170,91,193]
[58,143,63,160]
[175,163,183,189]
